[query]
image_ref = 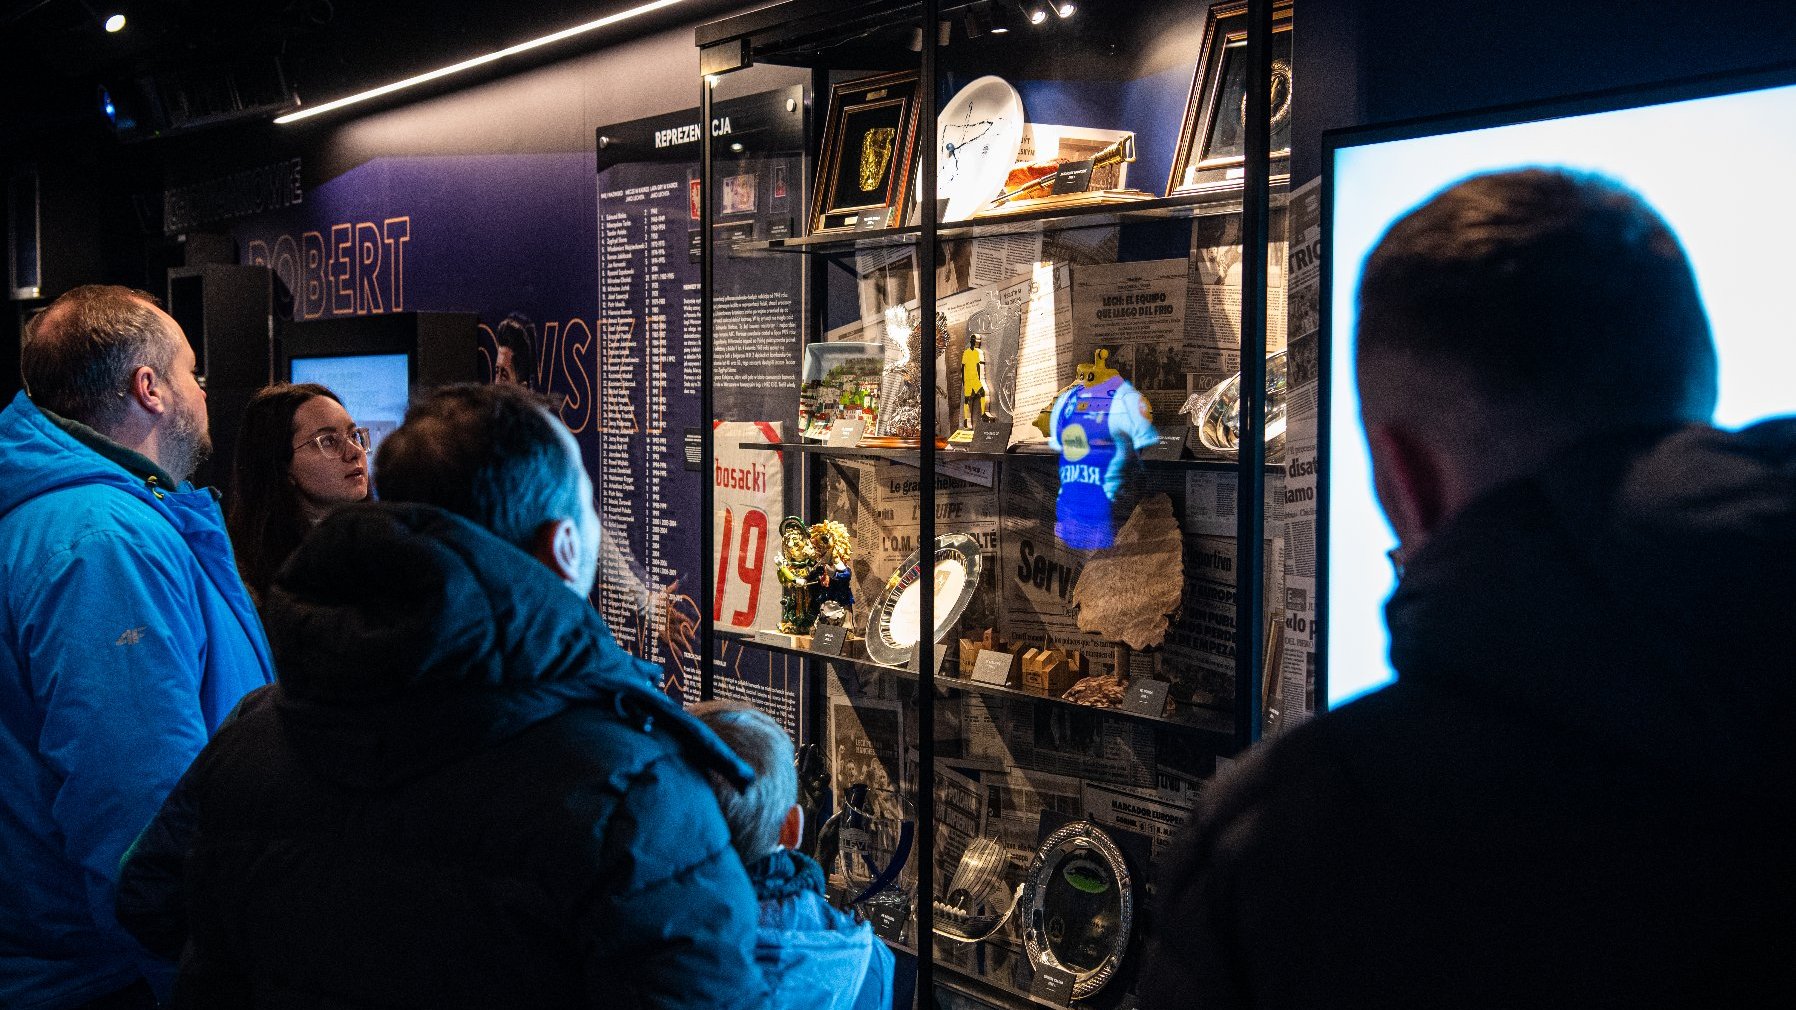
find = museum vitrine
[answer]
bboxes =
[693,2,1301,1006]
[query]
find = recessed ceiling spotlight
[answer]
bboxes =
[104,14,126,33]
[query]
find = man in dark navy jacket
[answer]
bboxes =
[1144,170,1796,1007]
[119,383,766,1009]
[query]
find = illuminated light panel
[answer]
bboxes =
[275,0,690,125]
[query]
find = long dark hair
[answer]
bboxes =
[227,382,342,602]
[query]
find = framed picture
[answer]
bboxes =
[812,70,923,234]
[1167,0,1294,197]
[721,172,758,216]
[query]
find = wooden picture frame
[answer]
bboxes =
[1167,0,1295,198]
[811,70,924,234]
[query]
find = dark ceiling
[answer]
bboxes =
[0,0,732,149]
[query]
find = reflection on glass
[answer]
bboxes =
[1046,349,1159,550]
[1201,32,1294,166]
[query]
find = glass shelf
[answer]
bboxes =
[724,192,1285,258]
[725,629,1237,748]
[738,440,1281,473]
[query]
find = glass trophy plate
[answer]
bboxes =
[1020,820,1134,1001]
[865,533,983,667]
[937,76,1025,222]
[1184,349,1289,454]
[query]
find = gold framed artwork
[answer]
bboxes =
[1167,0,1294,197]
[811,70,923,234]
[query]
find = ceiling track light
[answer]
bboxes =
[274,0,691,125]
[103,13,126,33]
[1054,2,1077,18]
[1024,3,1050,26]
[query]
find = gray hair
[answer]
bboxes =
[690,701,797,863]
[21,285,174,428]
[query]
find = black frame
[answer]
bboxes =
[811,70,925,234]
[697,1,1284,1004]
[1316,59,1796,710]
[1168,0,1294,198]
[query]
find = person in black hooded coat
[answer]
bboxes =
[1142,170,1796,1008]
[118,385,767,1009]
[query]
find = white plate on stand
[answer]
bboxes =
[936,76,1025,221]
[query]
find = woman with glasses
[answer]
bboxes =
[227,383,372,603]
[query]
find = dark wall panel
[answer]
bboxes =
[1294,0,1796,185]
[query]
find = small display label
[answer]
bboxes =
[1140,424,1190,461]
[910,643,948,676]
[684,428,703,471]
[1121,678,1171,716]
[827,417,867,446]
[1030,962,1077,1004]
[1054,159,1095,194]
[869,905,908,944]
[967,424,1009,452]
[853,209,889,231]
[811,625,847,655]
[970,649,1016,686]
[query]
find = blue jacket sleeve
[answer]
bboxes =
[20,527,210,957]
[116,686,268,960]
[855,931,896,1010]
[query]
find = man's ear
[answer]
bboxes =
[128,365,168,416]
[530,518,581,586]
[778,804,803,850]
[1366,422,1450,554]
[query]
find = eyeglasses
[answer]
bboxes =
[293,427,370,459]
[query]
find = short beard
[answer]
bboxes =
[161,394,213,484]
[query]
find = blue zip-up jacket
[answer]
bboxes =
[749,849,894,1010]
[0,391,274,1010]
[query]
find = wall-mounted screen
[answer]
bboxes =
[1325,74,1796,709]
[289,352,411,464]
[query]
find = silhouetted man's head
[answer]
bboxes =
[21,284,212,482]
[375,383,598,595]
[1356,169,1717,555]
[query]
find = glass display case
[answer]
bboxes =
[693,2,1294,1005]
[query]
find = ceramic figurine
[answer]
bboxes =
[809,519,855,627]
[776,517,820,634]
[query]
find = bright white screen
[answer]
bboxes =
[1327,80,1796,708]
[290,353,411,462]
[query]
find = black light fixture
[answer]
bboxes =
[988,1,1015,33]
[965,2,992,39]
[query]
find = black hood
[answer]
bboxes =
[1385,419,1796,796]
[263,502,753,791]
